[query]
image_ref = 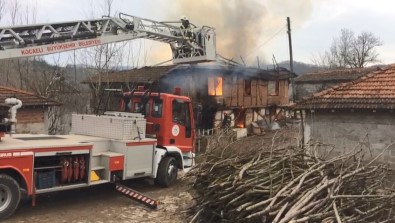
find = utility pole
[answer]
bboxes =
[287,17,295,102]
[257,56,260,68]
[287,17,294,73]
[74,50,77,83]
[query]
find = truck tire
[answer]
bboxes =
[155,156,178,187]
[0,174,21,220]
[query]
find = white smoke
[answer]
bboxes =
[168,0,314,64]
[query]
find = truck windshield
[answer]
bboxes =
[133,102,149,115]
[172,100,189,126]
[172,99,192,138]
[152,99,163,118]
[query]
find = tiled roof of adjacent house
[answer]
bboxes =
[294,67,380,83]
[83,65,176,83]
[0,86,60,107]
[295,64,395,110]
[172,63,297,80]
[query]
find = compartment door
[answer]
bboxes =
[124,144,154,179]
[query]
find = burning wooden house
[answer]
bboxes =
[159,64,295,130]
[85,63,296,132]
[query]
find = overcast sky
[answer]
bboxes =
[1,0,394,66]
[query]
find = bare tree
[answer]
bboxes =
[311,52,333,70]
[8,0,21,25]
[349,32,382,68]
[79,0,152,111]
[0,0,91,134]
[79,41,125,101]
[330,29,354,68]
[0,0,38,86]
[23,0,37,25]
[315,29,382,69]
[23,57,90,134]
[3,0,22,88]
[0,0,5,23]
[101,0,115,17]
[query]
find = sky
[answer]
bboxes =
[1,0,394,67]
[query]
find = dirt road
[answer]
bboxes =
[4,178,192,223]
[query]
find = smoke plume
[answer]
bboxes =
[168,0,314,64]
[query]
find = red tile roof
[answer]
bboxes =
[295,64,395,110]
[294,67,380,83]
[83,65,176,84]
[0,86,60,107]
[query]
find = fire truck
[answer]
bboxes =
[0,13,216,219]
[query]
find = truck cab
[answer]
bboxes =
[0,89,196,220]
[120,87,195,154]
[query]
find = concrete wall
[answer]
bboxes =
[304,110,395,164]
[16,122,46,134]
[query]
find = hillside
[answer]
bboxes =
[277,60,321,75]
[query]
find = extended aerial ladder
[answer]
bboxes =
[0,13,216,64]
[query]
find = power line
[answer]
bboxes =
[245,25,287,60]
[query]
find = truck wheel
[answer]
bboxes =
[155,156,178,187]
[0,174,21,220]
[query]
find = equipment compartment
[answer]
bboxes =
[36,170,56,189]
[34,154,90,189]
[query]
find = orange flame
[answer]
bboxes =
[236,124,244,128]
[208,77,223,96]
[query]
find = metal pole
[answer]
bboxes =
[257,56,260,68]
[287,17,295,102]
[73,50,77,83]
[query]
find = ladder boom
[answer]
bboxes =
[0,13,216,64]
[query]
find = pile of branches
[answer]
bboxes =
[188,131,395,223]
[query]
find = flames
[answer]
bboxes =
[236,124,244,128]
[235,118,244,128]
[208,77,223,96]
[234,109,246,128]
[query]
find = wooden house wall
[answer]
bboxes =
[257,80,269,107]
[159,74,289,108]
[267,79,289,106]
[283,80,289,104]
[102,74,290,109]
[222,77,288,108]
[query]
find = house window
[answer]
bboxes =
[208,77,223,96]
[244,80,251,96]
[268,80,279,96]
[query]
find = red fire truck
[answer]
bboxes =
[0,13,216,219]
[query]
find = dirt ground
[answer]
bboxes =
[4,176,193,223]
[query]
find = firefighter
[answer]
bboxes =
[221,113,231,129]
[195,103,203,129]
[179,16,195,57]
[180,16,193,40]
